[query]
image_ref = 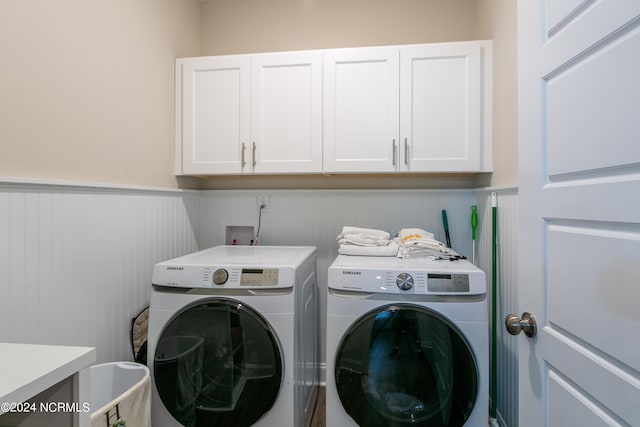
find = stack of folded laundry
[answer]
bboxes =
[337,226,399,257]
[397,228,458,260]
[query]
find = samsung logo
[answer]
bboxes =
[166,267,184,271]
[342,271,361,275]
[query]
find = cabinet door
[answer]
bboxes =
[323,47,400,172]
[400,42,485,172]
[180,56,250,175]
[251,52,322,173]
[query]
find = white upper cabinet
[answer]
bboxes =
[323,47,400,172]
[176,41,492,176]
[323,41,492,173]
[400,41,492,172]
[251,52,322,174]
[176,51,322,175]
[178,55,250,175]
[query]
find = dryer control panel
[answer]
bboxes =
[239,268,279,286]
[151,245,315,289]
[153,265,292,289]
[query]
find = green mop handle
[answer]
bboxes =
[471,205,477,240]
[490,193,498,421]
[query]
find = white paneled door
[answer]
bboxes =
[517,1,640,426]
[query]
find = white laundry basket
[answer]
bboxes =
[89,361,151,427]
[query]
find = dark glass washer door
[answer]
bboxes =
[154,298,282,427]
[335,304,478,427]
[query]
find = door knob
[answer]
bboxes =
[505,312,537,338]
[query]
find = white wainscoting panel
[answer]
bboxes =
[0,182,200,363]
[0,181,520,427]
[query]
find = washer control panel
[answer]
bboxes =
[396,273,414,291]
[426,273,470,293]
[328,256,484,295]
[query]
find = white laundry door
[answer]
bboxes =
[517,1,640,426]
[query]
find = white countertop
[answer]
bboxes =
[0,343,96,414]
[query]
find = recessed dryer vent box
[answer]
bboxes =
[225,225,255,246]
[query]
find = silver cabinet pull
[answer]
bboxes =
[404,138,409,165]
[241,142,246,168]
[252,142,257,167]
[392,139,397,166]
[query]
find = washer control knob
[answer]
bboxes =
[212,269,229,286]
[396,273,414,291]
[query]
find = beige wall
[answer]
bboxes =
[476,0,518,187]
[0,0,201,188]
[200,0,478,55]
[1,0,517,189]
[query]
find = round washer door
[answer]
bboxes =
[335,304,478,427]
[154,298,282,427]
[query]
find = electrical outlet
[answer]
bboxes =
[257,194,270,210]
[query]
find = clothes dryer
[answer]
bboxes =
[148,246,318,427]
[326,255,488,426]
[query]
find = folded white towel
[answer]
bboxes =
[338,226,391,241]
[397,246,440,260]
[339,241,399,257]
[338,234,391,247]
[397,228,453,259]
[399,228,449,252]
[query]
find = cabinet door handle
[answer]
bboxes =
[404,138,409,165]
[392,139,397,166]
[241,142,246,168]
[252,142,257,167]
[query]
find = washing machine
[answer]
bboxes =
[148,245,318,427]
[326,255,488,427]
